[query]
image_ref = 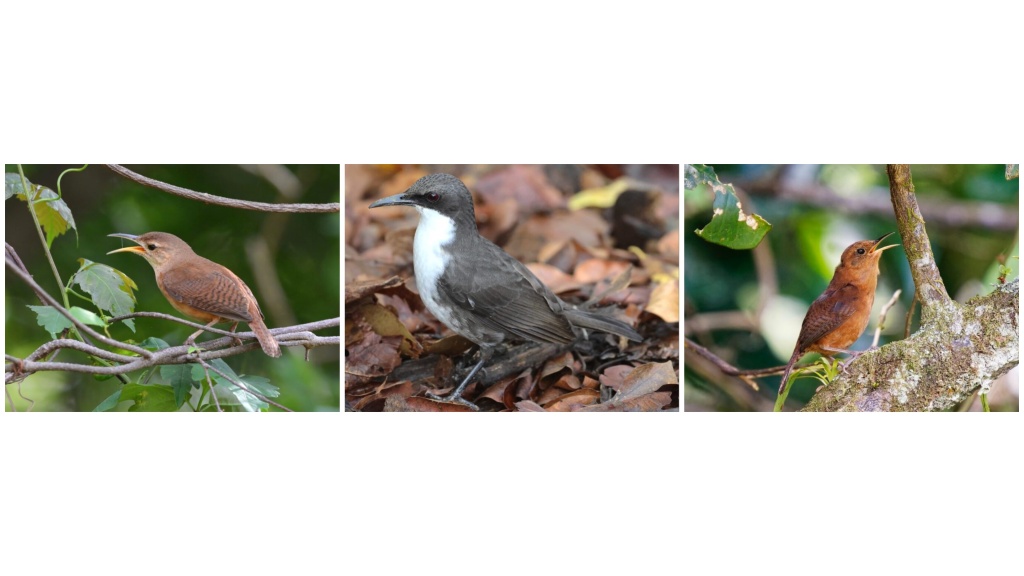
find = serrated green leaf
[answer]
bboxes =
[93,389,123,412]
[689,164,772,250]
[73,259,137,318]
[122,384,179,412]
[27,305,74,339]
[161,364,197,408]
[69,306,106,327]
[6,174,76,247]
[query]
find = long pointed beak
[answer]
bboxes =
[107,233,145,255]
[369,193,414,209]
[873,232,899,253]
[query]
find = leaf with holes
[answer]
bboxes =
[687,164,771,250]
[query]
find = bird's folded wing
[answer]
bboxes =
[796,283,858,351]
[161,265,254,323]
[438,241,575,344]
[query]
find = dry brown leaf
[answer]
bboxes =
[476,165,565,212]
[515,400,547,412]
[647,278,680,323]
[574,258,632,285]
[526,263,584,295]
[345,275,404,303]
[545,388,601,412]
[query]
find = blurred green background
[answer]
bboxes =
[684,164,1019,411]
[5,164,340,411]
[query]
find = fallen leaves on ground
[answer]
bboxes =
[345,164,679,412]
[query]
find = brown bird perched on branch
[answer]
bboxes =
[778,232,898,394]
[108,232,281,357]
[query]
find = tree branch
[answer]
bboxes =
[887,164,952,311]
[105,164,340,213]
[800,165,1018,411]
[6,319,340,381]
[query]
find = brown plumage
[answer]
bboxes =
[108,231,281,357]
[778,232,897,394]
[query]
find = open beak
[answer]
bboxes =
[107,233,145,255]
[368,193,414,209]
[872,232,899,254]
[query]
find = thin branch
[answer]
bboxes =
[6,250,152,357]
[201,359,294,412]
[871,289,902,347]
[6,318,340,381]
[741,176,1018,231]
[105,164,340,213]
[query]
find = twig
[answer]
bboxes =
[682,337,783,390]
[201,359,294,412]
[871,289,902,347]
[6,251,151,357]
[742,175,1018,231]
[904,293,918,339]
[105,164,340,213]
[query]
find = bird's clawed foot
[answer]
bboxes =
[425,390,480,411]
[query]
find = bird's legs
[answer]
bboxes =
[426,347,493,411]
[184,318,223,357]
[820,345,879,372]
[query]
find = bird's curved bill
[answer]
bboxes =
[873,232,899,253]
[107,233,145,255]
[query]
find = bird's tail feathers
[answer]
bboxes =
[564,308,641,342]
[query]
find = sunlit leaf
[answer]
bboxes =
[122,384,179,412]
[687,164,771,250]
[69,306,106,328]
[73,259,137,320]
[1007,164,1019,180]
[27,305,73,339]
[6,173,77,247]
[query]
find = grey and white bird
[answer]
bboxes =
[369,173,641,409]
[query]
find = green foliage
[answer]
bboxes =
[6,172,77,247]
[686,164,771,249]
[72,258,138,331]
[27,305,74,339]
[6,164,340,412]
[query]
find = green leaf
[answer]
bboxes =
[122,384,179,412]
[6,173,77,247]
[687,164,772,250]
[73,259,137,319]
[140,337,170,351]
[27,305,74,339]
[93,389,124,412]
[69,306,106,328]
[161,364,197,408]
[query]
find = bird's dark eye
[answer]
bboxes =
[857,248,866,255]
[147,244,157,250]
[425,192,440,202]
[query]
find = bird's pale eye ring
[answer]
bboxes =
[147,244,157,250]
[856,248,866,255]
